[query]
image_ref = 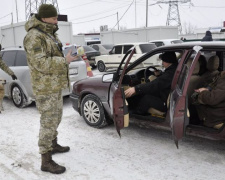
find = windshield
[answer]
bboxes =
[139,44,157,53]
[102,44,114,50]
[83,46,96,52]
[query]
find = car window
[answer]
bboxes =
[113,46,122,54]
[153,42,164,47]
[92,45,99,51]
[123,45,134,54]
[83,45,96,52]
[15,50,28,66]
[1,50,17,66]
[102,44,114,50]
[139,44,157,53]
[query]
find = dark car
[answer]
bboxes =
[70,42,225,146]
[79,45,100,67]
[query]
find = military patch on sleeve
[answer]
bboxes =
[34,46,42,53]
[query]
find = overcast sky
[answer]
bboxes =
[0,0,225,35]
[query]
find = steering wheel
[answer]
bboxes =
[144,66,159,82]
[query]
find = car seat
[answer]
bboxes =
[198,55,220,87]
[186,58,201,105]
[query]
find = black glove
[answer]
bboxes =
[12,74,17,80]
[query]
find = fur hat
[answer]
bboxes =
[38,4,58,18]
[160,52,177,64]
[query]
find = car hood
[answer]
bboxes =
[74,74,104,86]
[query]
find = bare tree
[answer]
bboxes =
[182,21,196,35]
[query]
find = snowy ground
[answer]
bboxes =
[1,96,225,180]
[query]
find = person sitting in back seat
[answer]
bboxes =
[193,71,225,128]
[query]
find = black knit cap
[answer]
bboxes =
[160,52,177,64]
[38,4,58,18]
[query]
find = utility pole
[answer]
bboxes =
[117,12,119,30]
[135,0,137,28]
[146,0,148,27]
[15,0,18,23]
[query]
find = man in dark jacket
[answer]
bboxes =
[125,52,178,115]
[194,71,225,128]
[201,31,213,41]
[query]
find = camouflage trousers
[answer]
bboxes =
[36,91,63,154]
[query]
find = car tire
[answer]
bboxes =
[81,94,107,128]
[11,84,26,108]
[97,61,106,72]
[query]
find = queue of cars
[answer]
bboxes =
[2,40,225,146]
[70,41,225,146]
[0,46,88,107]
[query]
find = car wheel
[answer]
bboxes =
[11,84,26,108]
[81,94,107,128]
[97,61,106,72]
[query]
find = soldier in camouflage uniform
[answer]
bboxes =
[23,4,78,174]
[0,44,17,112]
[0,44,17,80]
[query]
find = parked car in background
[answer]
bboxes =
[77,45,100,68]
[90,44,114,55]
[149,39,183,47]
[0,46,88,108]
[95,42,157,72]
[70,42,225,146]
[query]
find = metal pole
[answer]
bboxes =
[135,0,137,28]
[146,0,148,27]
[117,12,119,30]
[15,0,18,23]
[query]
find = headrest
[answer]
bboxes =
[187,59,200,75]
[207,55,219,72]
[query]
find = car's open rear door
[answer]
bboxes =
[169,46,202,148]
[110,47,135,136]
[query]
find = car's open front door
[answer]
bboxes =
[111,47,135,136]
[169,46,203,148]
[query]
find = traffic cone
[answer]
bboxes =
[84,59,93,77]
[77,47,93,77]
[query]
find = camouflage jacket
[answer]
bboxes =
[0,54,14,76]
[23,15,69,95]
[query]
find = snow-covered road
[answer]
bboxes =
[0,97,225,180]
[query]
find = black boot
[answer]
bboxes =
[52,138,70,154]
[41,151,66,174]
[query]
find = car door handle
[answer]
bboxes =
[179,109,185,112]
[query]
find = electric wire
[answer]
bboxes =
[112,0,135,29]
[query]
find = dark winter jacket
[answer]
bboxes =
[201,31,213,41]
[135,63,178,103]
[196,71,225,127]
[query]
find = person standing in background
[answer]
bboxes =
[202,31,213,41]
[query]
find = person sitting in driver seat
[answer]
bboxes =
[125,52,178,115]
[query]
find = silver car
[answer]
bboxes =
[0,46,88,107]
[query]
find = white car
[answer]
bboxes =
[149,39,183,47]
[95,42,157,72]
[0,46,88,108]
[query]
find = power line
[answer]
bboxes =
[112,0,135,29]
[0,13,12,20]
[69,3,130,21]
[72,13,117,24]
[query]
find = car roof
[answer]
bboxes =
[153,41,225,51]
[114,42,155,46]
[150,39,181,42]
